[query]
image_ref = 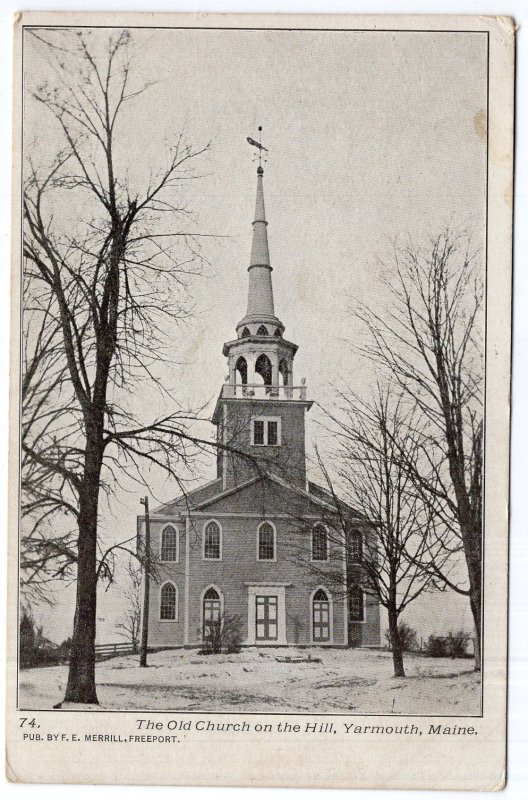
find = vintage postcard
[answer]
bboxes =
[6,11,514,789]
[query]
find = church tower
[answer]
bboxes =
[213,158,312,490]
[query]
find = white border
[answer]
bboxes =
[1,3,524,798]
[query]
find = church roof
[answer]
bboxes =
[151,472,366,524]
[152,477,223,515]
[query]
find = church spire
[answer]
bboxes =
[246,165,274,317]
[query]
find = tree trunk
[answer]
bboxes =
[63,434,103,704]
[388,600,405,678]
[460,519,482,671]
[469,561,482,672]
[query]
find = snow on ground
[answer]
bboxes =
[18,647,480,715]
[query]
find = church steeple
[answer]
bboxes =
[246,165,274,318]
[224,146,301,385]
[213,141,311,490]
[236,162,283,338]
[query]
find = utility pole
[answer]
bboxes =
[139,495,150,668]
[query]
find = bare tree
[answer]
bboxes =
[115,557,142,653]
[22,29,218,704]
[313,386,448,677]
[21,282,79,603]
[357,230,483,668]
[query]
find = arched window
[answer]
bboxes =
[274,328,282,338]
[348,585,364,622]
[255,353,272,385]
[202,587,221,641]
[160,582,177,621]
[235,356,248,385]
[279,358,289,386]
[256,325,269,336]
[203,520,222,560]
[312,524,328,561]
[257,522,275,561]
[160,524,178,562]
[241,327,251,338]
[348,530,363,562]
[312,588,330,642]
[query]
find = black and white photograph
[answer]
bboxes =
[6,11,514,791]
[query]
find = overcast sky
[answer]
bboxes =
[24,26,487,642]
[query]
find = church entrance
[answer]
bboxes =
[246,584,288,645]
[312,589,330,642]
[255,595,278,641]
[202,588,221,642]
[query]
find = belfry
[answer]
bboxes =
[141,141,380,651]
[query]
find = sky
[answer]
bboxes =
[22,26,487,643]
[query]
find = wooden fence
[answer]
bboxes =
[94,642,136,662]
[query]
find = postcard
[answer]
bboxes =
[7,11,514,789]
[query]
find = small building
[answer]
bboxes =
[138,163,380,649]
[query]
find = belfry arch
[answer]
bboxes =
[255,353,272,386]
[279,358,290,386]
[235,356,248,385]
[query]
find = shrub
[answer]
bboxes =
[20,608,38,668]
[57,637,72,660]
[384,622,418,653]
[200,614,244,655]
[221,614,244,653]
[19,607,66,667]
[425,635,449,658]
[446,630,471,659]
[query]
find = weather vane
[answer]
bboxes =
[246,125,268,168]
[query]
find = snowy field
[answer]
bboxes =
[19,647,480,715]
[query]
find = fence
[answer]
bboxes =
[94,642,137,662]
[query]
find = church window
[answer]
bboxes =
[160,582,177,621]
[241,327,251,338]
[349,530,363,562]
[267,420,278,445]
[251,416,281,446]
[274,328,282,338]
[257,325,269,336]
[160,524,178,562]
[312,524,328,561]
[203,520,222,560]
[348,586,364,622]
[258,522,276,560]
[253,420,264,445]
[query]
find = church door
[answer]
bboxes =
[312,589,330,642]
[203,588,221,642]
[255,595,278,641]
